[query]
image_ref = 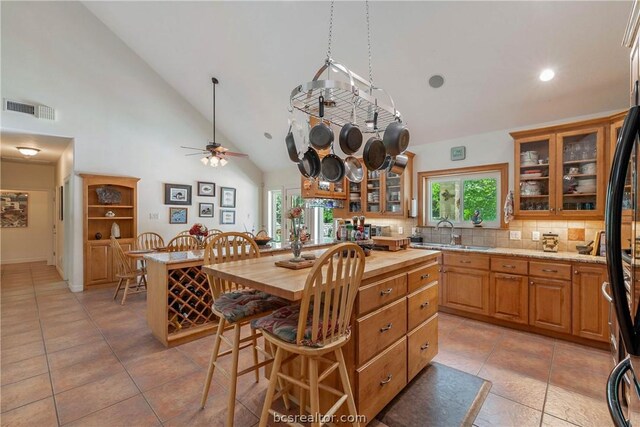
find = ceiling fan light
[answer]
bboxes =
[200,156,209,165]
[17,147,40,157]
[210,156,219,167]
[220,157,228,167]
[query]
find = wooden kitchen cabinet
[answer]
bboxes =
[301,177,347,200]
[572,264,608,342]
[441,266,490,315]
[490,272,528,324]
[529,277,571,334]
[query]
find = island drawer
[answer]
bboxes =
[529,261,571,280]
[357,273,407,315]
[407,314,438,381]
[407,262,439,293]
[407,282,438,330]
[357,337,407,422]
[491,257,528,275]
[356,298,407,366]
[444,253,490,270]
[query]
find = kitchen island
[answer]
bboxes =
[203,247,441,422]
[143,240,336,347]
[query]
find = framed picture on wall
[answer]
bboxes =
[197,182,215,197]
[169,207,188,224]
[199,203,214,218]
[164,184,192,205]
[220,209,235,225]
[0,192,28,228]
[220,187,236,208]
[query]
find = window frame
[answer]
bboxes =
[417,163,509,229]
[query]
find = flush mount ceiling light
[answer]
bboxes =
[428,74,445,89]
[539,69,555,82]
[17,147,40,157]
[263,132,273,140]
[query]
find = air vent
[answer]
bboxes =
[3,99,55,120]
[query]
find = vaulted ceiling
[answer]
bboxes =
[84,1,630,172]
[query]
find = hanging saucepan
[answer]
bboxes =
[344,156,364,183]
[380,155,393,171]
[389,154,409,175]
[309,96,334,150]
[383,120,410,156]
[339,104,362,155]
[297,147,321,178]
[321,150,345,183]
[285,125,300,163]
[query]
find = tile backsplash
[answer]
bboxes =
[368,218,604,253]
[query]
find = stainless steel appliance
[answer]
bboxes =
[606,105,640,426]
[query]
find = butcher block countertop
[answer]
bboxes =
[202,247,441,301]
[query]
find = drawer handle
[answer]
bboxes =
[380,288,393,296]
[420,301,430,308]
[503,275,520,281]
[380,323,393,332]
[502,264,516,269]
[380,374,393,385]
[542,269,558,273]
[421,342,430,350]
[460,260,472,264]
[420,273,431,280]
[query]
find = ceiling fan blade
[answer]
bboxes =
[214,146,228,152]
[224,152,249,158]
[180,146,207,151]
[185,152,207,156]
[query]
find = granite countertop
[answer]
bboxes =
[410,243,607,265]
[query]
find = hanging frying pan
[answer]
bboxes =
[383,120,410,156]
[363,136,386,171]
[344,156,364,183]
[309,96,334,150]
[339,104,362,155]
[321,151,345,183]
[297,147,321,178]
[285,126,300,163]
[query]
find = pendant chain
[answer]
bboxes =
[326,0,334,60]
[366,0,373,88]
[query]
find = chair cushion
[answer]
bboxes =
[213,290,289,323]
[251,305,346,348]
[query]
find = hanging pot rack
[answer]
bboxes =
[289,57,401,134]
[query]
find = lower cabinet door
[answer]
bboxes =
[490,273,528,324]
[572,264,608,342]
[86,243,111,285]
[529,278,571,334]
[356,337,407,422]
[442,266,490,315]
[407,314,438,381]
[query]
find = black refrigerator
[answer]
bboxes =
[606,104,640,426]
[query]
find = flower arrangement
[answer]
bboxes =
[189,223,209,237]
[287,207,303,240]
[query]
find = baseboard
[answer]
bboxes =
[0,257,48,265]
[55,265,65,278]
[68,280,83,293]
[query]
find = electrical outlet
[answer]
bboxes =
[510,230,521,240]
[398,227,404,235]
[149,213,159,220]
[532,231,541,241]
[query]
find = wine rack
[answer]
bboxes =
[166,266,215,335]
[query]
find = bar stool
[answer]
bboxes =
[200,232,290,426]
[252,242,365,427]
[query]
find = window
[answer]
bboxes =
[419,163,508,228]
[267,190,282,242]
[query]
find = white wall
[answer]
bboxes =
[1,2,263,290]
[1,161,55,264]
[55,142,74,278]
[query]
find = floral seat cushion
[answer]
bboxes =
[213,290,289,323]
[251,304,345,347]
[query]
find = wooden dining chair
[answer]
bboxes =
[135,232,165,250]
[200,232,290,426]
[166,235,199,252]
[177,230,191,236]
[202,229,223,247]
[111,237,147,305]
[253,242,366,427]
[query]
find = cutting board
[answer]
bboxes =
[275,259,315,270]
[372,236,411,252]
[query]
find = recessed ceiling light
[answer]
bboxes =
[539,69,555,82]
[263,132,272,140]
[428,74,445,89]
[16,147,40,157]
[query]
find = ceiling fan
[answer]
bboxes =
[182,77,248,167]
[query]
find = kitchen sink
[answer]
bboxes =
[410,242,492,251]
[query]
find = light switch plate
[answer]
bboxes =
[398,227,404,235]
[510,230,521,240]
[149,213,159,220]
[532,231,541,241]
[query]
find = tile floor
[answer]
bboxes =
[1,262,614,426]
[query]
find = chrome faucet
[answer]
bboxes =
[436,218,460,245]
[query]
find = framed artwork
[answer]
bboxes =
[1,192,28,228]
[450,146,466,161]
[199,203,214,218]
[220,209,235,225]
[59,186,64,221]
[169,207,188,224]
[220,187,236,208]
[164,184,192,205]
[198,181,215,197]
